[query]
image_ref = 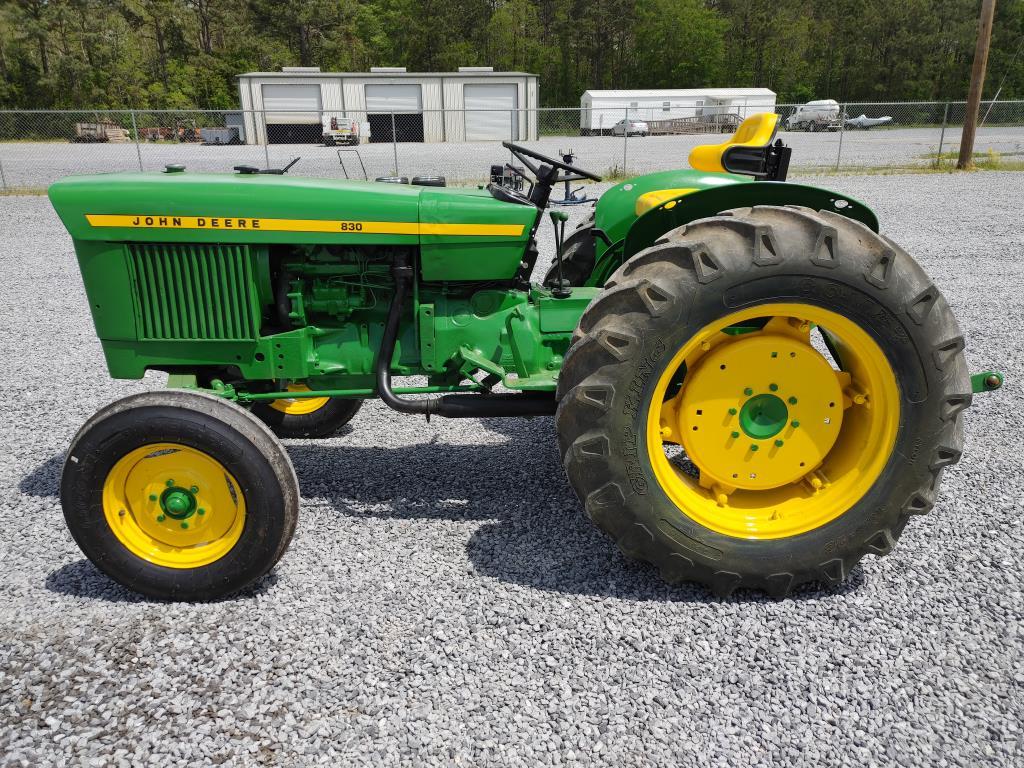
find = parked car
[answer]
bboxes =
[611,119,649,137]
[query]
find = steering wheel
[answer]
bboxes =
[502,141,603,183]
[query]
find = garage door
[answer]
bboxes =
[464,83,518,141]
[364,84,424,142]
[364,84,423,113]
[262,84,322,124]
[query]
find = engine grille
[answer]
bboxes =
[127,243,259,341]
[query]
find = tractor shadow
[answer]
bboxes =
[286,416,866,603]
[21,419,865,603]
[44,559,279,603]
[19,451,63,497]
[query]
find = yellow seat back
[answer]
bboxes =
[688,113,780,174]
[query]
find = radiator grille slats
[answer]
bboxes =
[128,243,258,341]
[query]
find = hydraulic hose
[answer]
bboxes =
[375,253,556,419]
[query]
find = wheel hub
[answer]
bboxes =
[160,486,197,520]
[739,393,789,439]
[676,333,844,492]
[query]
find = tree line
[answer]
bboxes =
[1,0,1022,110]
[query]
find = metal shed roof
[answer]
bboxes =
[238,70,538,79]
[582,88,775,99]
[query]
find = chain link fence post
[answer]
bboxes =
[0,157,7,191]
[129,109,143,171]
[390,112,399,175]
[835,103,847,171]
[261,110,270,169]
[935,102,951,168]
[622,107,629,176]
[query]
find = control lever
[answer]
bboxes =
[234,157,301,175]
[548,210,572,299]
[550,149,591,206]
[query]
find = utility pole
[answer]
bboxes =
[958,0,997,169]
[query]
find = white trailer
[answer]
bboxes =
[580,88,776,135]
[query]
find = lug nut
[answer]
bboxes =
[197,508,206,516]
[775,439,784,447]
[731,431,740,438]
[769,383,779,392]
[788,396,798,405]
[791,420,800,428]
[149,494,157,501]
[157,515,166,522]
[190,485,199,493]
[166,479,175,487]
[728,408,737,416]
[744,387,753,396]
[750,444,759,452]
[181,522,189,529]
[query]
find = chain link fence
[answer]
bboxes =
[1,102,1022,193]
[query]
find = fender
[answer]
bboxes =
[588,182,879,286]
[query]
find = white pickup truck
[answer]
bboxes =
[786,100,843,132]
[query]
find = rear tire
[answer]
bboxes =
[61,390,299,601]
[556,206,971,597]
[543,214,597,287]
[251,386,362,439]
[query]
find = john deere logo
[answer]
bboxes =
[84,214,523,237]
[125,215,262,229]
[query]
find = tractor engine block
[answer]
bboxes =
[275,244,397,328]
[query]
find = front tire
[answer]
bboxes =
[61,390,299,601]
[556,206,971,597]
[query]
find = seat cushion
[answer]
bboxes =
[689,113,779,174]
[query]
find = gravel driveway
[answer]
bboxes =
[1,171,1021,766]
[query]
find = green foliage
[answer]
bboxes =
[0,0,1022,109]
[631,0,725,87]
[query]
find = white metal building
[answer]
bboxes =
[580,88,777,133]
[237,67,539,144]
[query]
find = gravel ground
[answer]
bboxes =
[2,124,1024,189]
[1,172,1022,766]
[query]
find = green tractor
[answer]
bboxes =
[50,114,1002,600]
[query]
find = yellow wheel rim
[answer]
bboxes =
[646,302,899,539]
[268,383,331,415]
[102,443,246,568]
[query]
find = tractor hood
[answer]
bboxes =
[48,171,534,248]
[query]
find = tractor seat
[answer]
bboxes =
[689,113,780,174]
